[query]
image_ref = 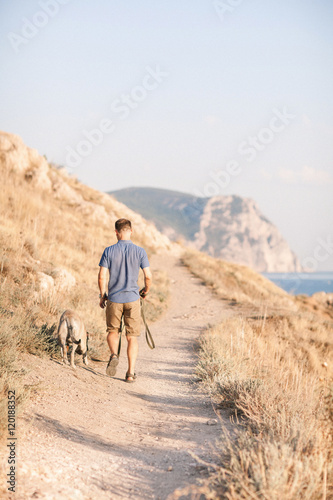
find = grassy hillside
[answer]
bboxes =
[182,248,295,310]
[181,249,333,499]
[0,132,173,433]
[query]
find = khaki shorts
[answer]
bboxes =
[106,299,141,337]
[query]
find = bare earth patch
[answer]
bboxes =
[4,254,235,500]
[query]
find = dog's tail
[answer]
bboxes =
[65,318,81,346]
[57,316,81,346]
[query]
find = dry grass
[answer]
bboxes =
[180,250,333,499]
[182,249,296,311]
[0,164,169,434]
[0,302,58,436]
[195,317,332,499]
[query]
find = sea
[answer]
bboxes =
[262,272,333,296]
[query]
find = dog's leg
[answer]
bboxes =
[70,344,77,369]
[83,349,88,366]
[58,318,69,365]
[81,337,88,366]
[61,344,69,365]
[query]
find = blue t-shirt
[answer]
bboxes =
[99,240,150,303]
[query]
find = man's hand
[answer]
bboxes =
[141,267,152,300]
[99,293,108,309]
[98,266,108,309]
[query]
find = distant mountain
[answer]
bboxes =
[109,187,301,273]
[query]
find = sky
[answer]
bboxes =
[1,0,333,270]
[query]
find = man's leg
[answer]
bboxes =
[123,300,141,381]
[106,301,123,353]
[105,301,122,376]
[106,331,120,376]
[107,331,120,355]
[126,336,139,379]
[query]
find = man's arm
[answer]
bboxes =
[98,266,108,308]
[140,267,152,299]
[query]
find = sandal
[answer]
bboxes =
[125,372,137,383]
[106,354,119,377]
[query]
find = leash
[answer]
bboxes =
[117,299,155,354]
[117,315,125,355]
[140,297,155,349]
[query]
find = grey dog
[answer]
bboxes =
[57,310,88,368]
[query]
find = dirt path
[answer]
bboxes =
[12,254,235,499]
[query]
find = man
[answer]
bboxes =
[98,218,152,383]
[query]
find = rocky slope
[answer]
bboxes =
[0,132,175,256]
[111,187,301,272]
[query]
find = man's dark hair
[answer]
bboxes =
[115,218,132,232]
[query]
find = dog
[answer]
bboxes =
[57,310,89,368]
